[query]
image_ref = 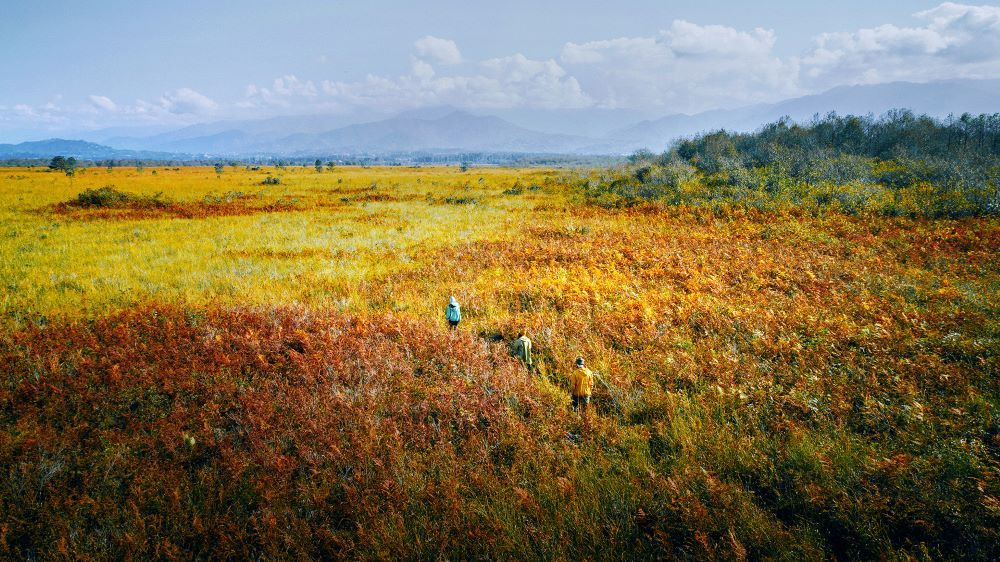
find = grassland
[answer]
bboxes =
[1,165,998,559]
[1,166,553,323]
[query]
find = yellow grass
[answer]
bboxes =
[1,165,560,323]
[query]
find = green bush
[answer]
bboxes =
[71,186,167,209]
[444,196,477,205]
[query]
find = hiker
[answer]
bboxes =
[569,356,594,411]
[446,296,461,330]
[513,331,533,370]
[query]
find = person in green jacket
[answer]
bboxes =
[513,331,533,370]
[446,296,461,330]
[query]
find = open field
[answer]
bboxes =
[1,165,998,559]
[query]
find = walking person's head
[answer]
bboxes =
[575,356,585,368]
[518,331,524,338]
[449,296,458,307]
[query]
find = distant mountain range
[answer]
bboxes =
[101,109,589,156]
[3,79,997,159]
[0,139,180,160]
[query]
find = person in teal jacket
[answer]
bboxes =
[446,296,462,330]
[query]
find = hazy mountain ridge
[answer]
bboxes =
[101,110,389,151]
[5,79,998,159]
[104,111,592,156]
[0,139,179,160]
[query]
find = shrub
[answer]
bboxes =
[444,196,477,205]
[503,182,524,196]
[71,186,168,209]
[74,186,130,207]
[580,160,696,207]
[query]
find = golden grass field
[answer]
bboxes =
[1,166,554,323]
[1,165,998,559]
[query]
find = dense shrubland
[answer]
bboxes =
[584,111,1000,217]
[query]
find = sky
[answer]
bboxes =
[2,1,999,141]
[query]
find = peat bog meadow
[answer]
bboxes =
[1,159,998,559]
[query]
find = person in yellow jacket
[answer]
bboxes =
[569,356,594,411]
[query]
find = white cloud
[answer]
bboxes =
[666,20,776,57]
[88,95,118,112]
[239,75,318,109]
[272,75,317,97]
[230,5,1000,117]
[7,103,65,124]
[561,20,797,111]
[241,53,590,114]
[555,4,1000,112]
[562,37,663,65]
[414,36,463,65]
[801,2,1000,86]
[158,88,218,114]
[479,54,591,108]
[1,89,212,134]
[411,58,436,81]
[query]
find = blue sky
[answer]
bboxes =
[2,1,998,140]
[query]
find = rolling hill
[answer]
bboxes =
[0,139,180,160]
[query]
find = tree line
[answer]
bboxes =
[585,111,1000,217]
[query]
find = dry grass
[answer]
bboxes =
[1,165,555,323]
